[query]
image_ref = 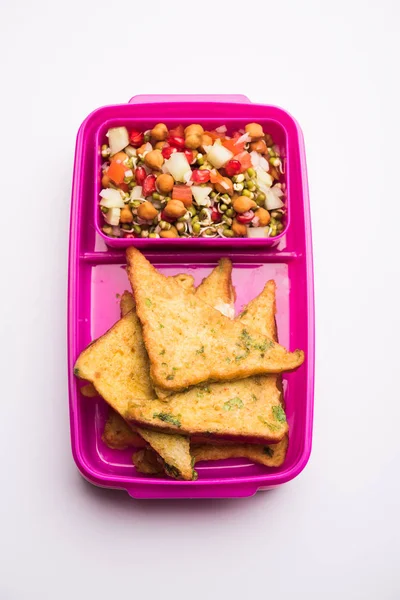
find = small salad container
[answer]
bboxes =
[74,94,310,248]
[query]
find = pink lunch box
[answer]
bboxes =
[68,94,314,499]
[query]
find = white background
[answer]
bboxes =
[1,0,399,598]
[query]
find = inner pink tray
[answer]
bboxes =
[68,95,314,499]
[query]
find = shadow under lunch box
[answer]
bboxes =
[68,94,314,499]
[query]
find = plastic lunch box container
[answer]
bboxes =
[68,94,314,499]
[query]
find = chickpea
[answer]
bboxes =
[156,173,174,194]
[254,207,271,226]
[232,219,247,237]
[144,149,164,170]
[160,226,179,238]
[215,177,234,195]
[120,206,134,224]
[232,196,257,213]
[184,124,204,137]
[101,173,111,188]
[112,151,128,162]
[137,201,158,221]
[164,200,186,220]
[154,141,167,151]
[185,133,202,149]
[136,143,148,156]
[245,123,264,140]
[151,123,168,141]
[249,140,267,154]
[200,134,213,150]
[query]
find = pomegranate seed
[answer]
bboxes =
[167,136,186,150]
[135,166,146,186]
[123,233,135,238]
[129,130,144,147]
[161,145,177,160]
[142,174,156,197]
[225,160,241,177]
[184,149,194,164]
[160,209,175,223]
[211,207,221,222]
[236,210,255,224]
[191,169,211,183]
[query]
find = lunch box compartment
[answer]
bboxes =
[82,95,305,248]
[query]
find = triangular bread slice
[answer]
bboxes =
[126,247,304,393]
[75,265,234,480]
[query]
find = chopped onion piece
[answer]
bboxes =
[99,188,125,208]
[203,145,213,154]
[255,166,273,187]
[259,155,270,171]
[250,151,261,167]
[130,186,144,201]
[124,145,137,158]
[104,207,121,226]
[265,186,285,210]
[183,170,192,184]
[206,143,233,169]
[235,132,251,144]
[164,152,191,182]
[107,127,129,155]
[191,186,213,206]
[215,125,227,134]
[246,226,270,238]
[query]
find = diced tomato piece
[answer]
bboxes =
[210,169,223,184]
[204,130,219,141]
[169,125,185,137]
[222,138,245,155]
[107,160,126,185]
[235,151,252,173]
[172,185,193,207]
